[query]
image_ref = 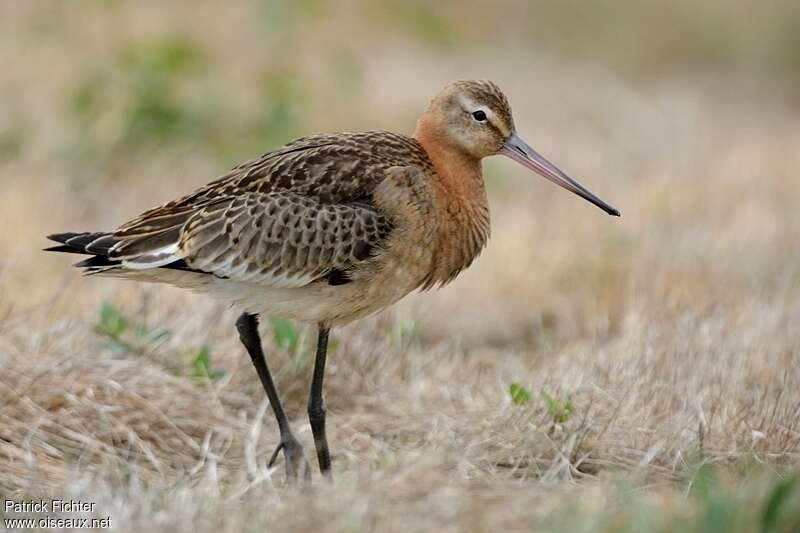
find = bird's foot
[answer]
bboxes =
[268,434,312,483]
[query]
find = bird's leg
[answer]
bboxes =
[236,312,310,483]
[308,325,332,478]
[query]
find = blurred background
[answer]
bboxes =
[1,1,799,529]
[1,0,798,320]
[2,0,799,309]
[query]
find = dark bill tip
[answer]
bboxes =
[502,132,621,217]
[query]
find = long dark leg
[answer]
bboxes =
[236,312,310,482]
[308,325,332,478]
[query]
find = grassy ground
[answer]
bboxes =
[1,1,799,531]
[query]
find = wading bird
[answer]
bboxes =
[46,80,619,482]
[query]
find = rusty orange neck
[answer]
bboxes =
[413,117,491,288]
[413,115,483,195]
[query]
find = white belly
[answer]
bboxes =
[98,260,426,326]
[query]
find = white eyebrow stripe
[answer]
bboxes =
[459,95,509,136]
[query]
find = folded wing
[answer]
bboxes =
[47,131,428,286]
[175,192,393,287]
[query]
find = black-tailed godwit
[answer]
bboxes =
[47,80,620,482]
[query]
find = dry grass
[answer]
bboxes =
[1,1,800,531]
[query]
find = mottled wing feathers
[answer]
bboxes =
[49,131,427,286]
[108,131,425,265]
[132,131,426,210]
[178,192,392,286]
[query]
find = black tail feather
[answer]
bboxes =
[46,231,121,272]
[74,255,121,268]
[44,244,87,254]
[47,232,115,255]
[46,230,204,275]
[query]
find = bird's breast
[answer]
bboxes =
[420,191,490,289]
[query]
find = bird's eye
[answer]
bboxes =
[472,110,487,122]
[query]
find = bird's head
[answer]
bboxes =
[416,80,620,216]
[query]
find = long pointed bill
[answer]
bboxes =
[501,132,620,216]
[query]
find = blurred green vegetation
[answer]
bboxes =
[361,0,800,83]
[49,0,800,180]
[368,0,461,47]
[190,346,226,382]
[256,0,326,36]
[509,382,531,406]
[95,300,170,356]
[515,1,800,78]
[64,34,311,177]
[0,128,25,162]
[94,301,225,382]
[65,36,218,173]
[544,466,800,533]
[540,390,574,424]
[269,315,300,353]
